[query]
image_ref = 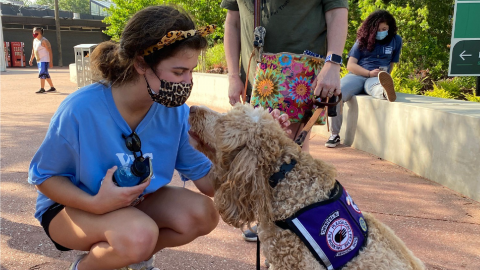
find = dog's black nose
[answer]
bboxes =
[190,106,198,114]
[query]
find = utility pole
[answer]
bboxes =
[476,77,480,96]
[54,0,63,67]
[0,10,6,72]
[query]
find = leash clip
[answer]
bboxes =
[253,26,266,62]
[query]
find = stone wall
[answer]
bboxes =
[189,73,480,201]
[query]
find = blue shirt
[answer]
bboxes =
[28,83,212,222]
[348,35,402,72]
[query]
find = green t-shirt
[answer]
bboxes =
[220,0,349,90]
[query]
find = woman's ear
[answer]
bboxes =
[133,56,147,75]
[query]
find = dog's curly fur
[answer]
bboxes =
[189,104,425,270]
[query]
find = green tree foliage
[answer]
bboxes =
[347,0,455,80]
[22,0,35,6]
[103,0,161,41]
[103,0,226,42]
[171,0,226,42]
[34,0,54,8]
[35,0,90,14]
[62,0,90,13]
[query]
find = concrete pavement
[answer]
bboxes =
[1,67,479,270]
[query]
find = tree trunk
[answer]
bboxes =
[54,0,63,67]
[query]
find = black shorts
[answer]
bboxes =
[40,203,72,251]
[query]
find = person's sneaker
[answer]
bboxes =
[117,255,157,270]
[117,267,159,270]
[46,87,57,92]
[378,71,396,102]
[242,225,258,242]
[325,134,340,148]
[67,254,86,270]
[36,88,46,94]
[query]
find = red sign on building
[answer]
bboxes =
[10,42,26,67]
[3,42,11,67]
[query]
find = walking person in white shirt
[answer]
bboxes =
[29,27,56,94]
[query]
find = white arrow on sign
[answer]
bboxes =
[459,50,472,61]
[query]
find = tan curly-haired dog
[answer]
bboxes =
[189,104,425,270]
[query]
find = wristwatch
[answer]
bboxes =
[325,54,343,65]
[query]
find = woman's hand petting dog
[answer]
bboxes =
[270,109,291,135]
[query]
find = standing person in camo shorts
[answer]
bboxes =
[29,27,56,94]
[221,0,348,243]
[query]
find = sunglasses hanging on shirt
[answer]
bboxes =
[113,132,152,187]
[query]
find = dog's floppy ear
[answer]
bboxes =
[213,105,284,227]
[214,146,266,228]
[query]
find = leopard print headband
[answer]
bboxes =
[143,24,216,56]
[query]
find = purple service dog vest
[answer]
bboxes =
[275,181,368,270]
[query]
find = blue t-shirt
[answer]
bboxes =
[28,83,212,222]
[348,35,402,72]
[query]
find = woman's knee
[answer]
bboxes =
[185,196,219,236]
[341,74,366,101]
[112,217,159,263]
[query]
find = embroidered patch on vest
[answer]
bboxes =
[326,218,355,253]
[275,181,368,270]
[321,211,339,235]
[345,189,361,214]
[359,217,368,232]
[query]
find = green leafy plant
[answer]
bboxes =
[453,76,476,90]
[398,85,421,95]
[390,65,421,95]
[195,42,227,73]
[422,82,454,99]
[340,66,349,78]
[464,93,480,102]
[436,79,462,99]
[205,42,227,70]
[397,78,422,95]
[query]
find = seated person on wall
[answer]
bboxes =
[326,9,402,148]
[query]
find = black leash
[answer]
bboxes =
[257,237,261,270]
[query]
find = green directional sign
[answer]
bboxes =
[449,0,480,76]
[450,40,480,75]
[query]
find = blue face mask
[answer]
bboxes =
[376,30,389,40]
